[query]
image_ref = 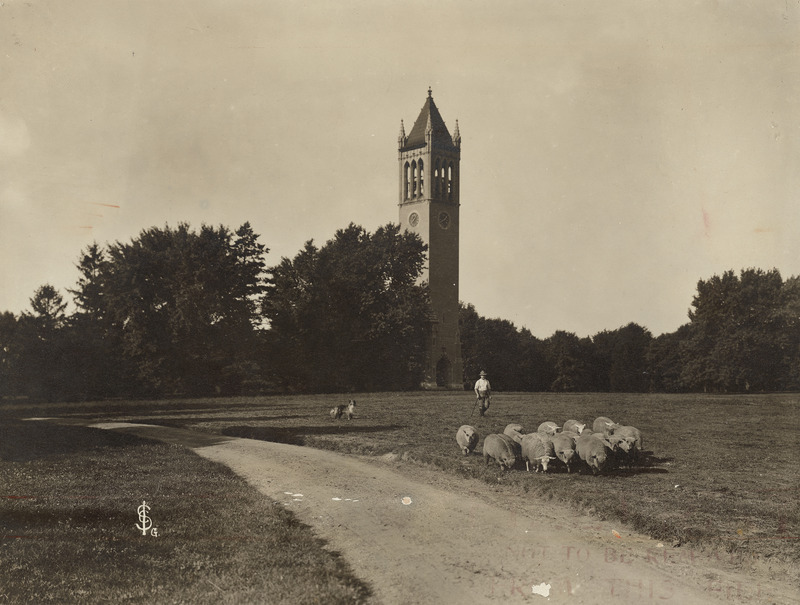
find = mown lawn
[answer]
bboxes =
[0,420,372,604]
[3,391,799,584]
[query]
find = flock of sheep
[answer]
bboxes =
[456,417,643,475]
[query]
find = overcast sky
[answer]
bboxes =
[2,1,798,338]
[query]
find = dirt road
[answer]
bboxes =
[89,422,796,605]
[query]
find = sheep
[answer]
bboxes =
[551,432,577,473]
[520,433,556,473]
[576,432,612,475]
[537,421,562,436]
[592,416,619,434]
[456,425,479,455]
[594,434,620,469]
[503,423,526,444]
[482,434,518,470]
[498,433,522,458]
[563,419,586,435]
[606,425,642,467]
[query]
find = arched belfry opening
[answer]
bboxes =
[397,89,464,389]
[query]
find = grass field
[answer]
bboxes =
[0,419,372,604]
[2,391,799,594]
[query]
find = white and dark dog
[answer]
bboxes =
[330,399,356,420]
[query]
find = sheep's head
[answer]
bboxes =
[461,427,477,445]
[610,435,633,452]
[590,451,607,472]
[556,448,575,465]
[539,455,557,472]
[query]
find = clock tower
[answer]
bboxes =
[398,89,463,389]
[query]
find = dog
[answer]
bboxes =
[330,399,356,420]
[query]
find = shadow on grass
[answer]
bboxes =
[602,451,671,476]
[2,507,129,534]
[609,467,670,476]
[646,454,675,464]
[125,414,315,427]
[0,421,154,462]
[223,424,405,446]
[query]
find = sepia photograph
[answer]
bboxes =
[1,1,798,603]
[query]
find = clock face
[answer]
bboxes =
[437,211,450,230]
[408,212,419,228]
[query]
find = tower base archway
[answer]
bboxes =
[436,355,452,387]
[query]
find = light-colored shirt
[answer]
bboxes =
[474,378,491,395]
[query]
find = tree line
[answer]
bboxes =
[1,220,798,401]
[462,268,800,393]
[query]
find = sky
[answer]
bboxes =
[1,0,798,339]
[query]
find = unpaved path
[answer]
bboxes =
[88,422,796,605]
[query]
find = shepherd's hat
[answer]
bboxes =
[479,370,487,377]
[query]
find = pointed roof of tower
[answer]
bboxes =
[403,88,456,151]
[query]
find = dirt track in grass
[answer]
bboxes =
[86,421,796,605]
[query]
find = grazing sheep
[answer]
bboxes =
[606,425,642,467]
[456,425,479,455]
[498,433,522,458]
[592,416,618,434]
[576,433,612,475]
[563,419,586,435]
[594,434,620,469]
[537,421,562,436]
[503,423,526,444]
[483,434,518,470]
[552,432,577,473]
[521,433,556,473]
[561,430,581,441]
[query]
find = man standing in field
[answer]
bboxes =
[474,370,492,416]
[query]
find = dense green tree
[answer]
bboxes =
[69,243,107,321]
[592,323,652,392]
[474,317,525,388]
[27,284,67,332]
[544,330,594,392]
[589,330,614,391]
[774,276,800,390]
[458,304,546,391]
[15,285,70,401]
[66,243,127,398]
[263,223,429,392]
[647,324,690,392]
[458,302,481,388]
[98,223,270,395]
[517,328,550,391]
[680,268,788,392]
[0,311,21,398]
